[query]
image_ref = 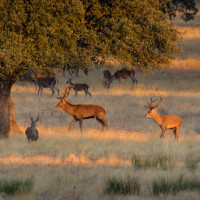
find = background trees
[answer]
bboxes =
[0,0,187,137]
[160,0,198,22]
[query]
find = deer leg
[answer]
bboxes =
[51,87,55,96]
[54,86,60,96]
[160,128,166,138]
[86,89,91,97]
[75,90,78,97]
[38,87,41,96]
[84,89,87,97]
[69,119,77,131]
[40,87,44,96]
[174,127,179,142]
[96,118,105,131]
[97,116,108,130]
[79,119,83,132]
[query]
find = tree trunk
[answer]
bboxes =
[10,95,22,134]
[0,81,14,138]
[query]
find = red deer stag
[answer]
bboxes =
[145,97,182,141]
[55,86,108,132]
[106,68,138,88]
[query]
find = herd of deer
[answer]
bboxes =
[25,69,182,142]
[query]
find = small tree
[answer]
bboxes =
[0,0,181,137]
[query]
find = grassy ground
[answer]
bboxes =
[1,12,200,200]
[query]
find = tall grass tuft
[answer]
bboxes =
[152,175,200,195]
[104,177,140,195]
[0,177,34,195]
[132,154,173,170]
[185,156,200,170]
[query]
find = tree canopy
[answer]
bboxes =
[0,0,181,83]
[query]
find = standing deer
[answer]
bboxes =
[66,78,91,97]
[55,86,108,132]
[31,70,59,96]
[25,112,39,142]
[103,70,112,87]
[145,97,182,141]
[106,68,138,88]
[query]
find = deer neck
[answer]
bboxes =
[63,101,76,116]
[151,112,163,126]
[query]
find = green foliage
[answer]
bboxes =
[104,176,140,195]
[132,154,173,170]
[82,0,181,71]
[0,0,181,82]
[0,177,34,195]
[152,175,200,195]
[185,156,200,170]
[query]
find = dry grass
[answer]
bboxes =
[1,11,200,200]
[1,67,200,199]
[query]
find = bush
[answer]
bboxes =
[185,156,200,170]
[132,154,173,170]
[105,177,140,195]
[152,175,200,195]
[0,177,34,195]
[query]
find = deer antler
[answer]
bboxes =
[35,113,40,122]
[154,96,165,109]
[29,112,34,122]
[146,98,158,108]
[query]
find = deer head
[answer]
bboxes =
[55,86,75,111]
[145,97,165,118]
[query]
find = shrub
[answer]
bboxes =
[132,154,173,170]
[152,175,200,195]
[185,156,200,170]
[0,177,34,195]
[104,177,140,195]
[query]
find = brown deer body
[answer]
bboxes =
[31,70,59,96]
[66,78,91,97]
[145,97,182,141]
[56,86,107,132]
[107,68,138,88]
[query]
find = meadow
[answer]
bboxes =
[1,15,200,200]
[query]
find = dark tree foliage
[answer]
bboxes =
[0,0,182,137]
[160,0,198,21]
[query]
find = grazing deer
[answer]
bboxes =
[66,78,91,97]
[103,70,112,87]
[55,86,108,132]
[62,66,88,77]
[106,68,138,88]
[31,70,59,96]
[25,112,39,142]
[145,97,182,141]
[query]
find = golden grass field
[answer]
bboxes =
[1,15,200,200]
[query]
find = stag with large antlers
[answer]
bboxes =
[56,86,108,132]
[145,97,182,141]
